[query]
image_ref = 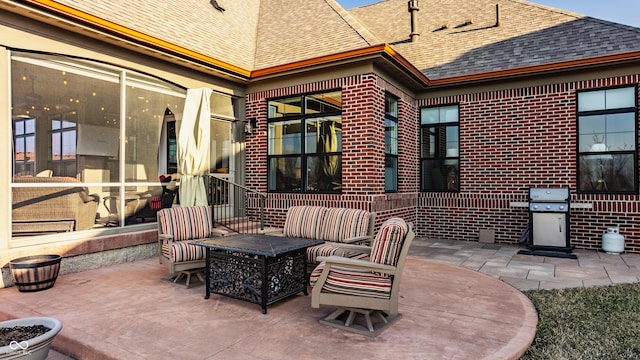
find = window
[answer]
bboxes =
[10,51,186,234]
[267,91,342,193]
[124,72,185,182]
[166,114,178,174]
[210,93,240,175]
[13,118,36,176]
[577,86,637,193]
[420,104,459,191]
[385,94,398,192]
[50,114,77,177]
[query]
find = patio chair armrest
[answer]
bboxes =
[341,235,373,245]
[261,228,284,236]
[316,255,397,274]
[158,234,173,242]
[324,243,371,254]
[210,229,228,237]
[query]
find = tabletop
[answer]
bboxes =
[193,234,323,257]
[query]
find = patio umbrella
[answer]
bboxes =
[178,88,212,206]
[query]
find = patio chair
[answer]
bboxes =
[310,217,414,336]
[157,205,224,287]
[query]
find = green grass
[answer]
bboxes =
[521,283,640,359]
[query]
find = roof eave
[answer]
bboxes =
[428,51,640,87]
[7,1,640,93]
[249,44,431,89]
[4,0,252,81]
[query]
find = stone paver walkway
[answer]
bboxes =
[409,238,640,290]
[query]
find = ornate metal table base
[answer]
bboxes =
[205,248,307,313]
[195,235,323,314]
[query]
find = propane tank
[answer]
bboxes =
[602,227,625,255]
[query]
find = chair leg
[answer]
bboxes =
[172,272,186,284]
[324,307,348,321]
[164,268,205,288]
[319,307,401,337]
[363,312,374,333]
[374,311,389,325]
[344,311,357,328]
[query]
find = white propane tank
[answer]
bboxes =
[602,227,625,255]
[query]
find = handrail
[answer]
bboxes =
[206,174,266,234]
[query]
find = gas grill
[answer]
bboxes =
[518,187,577,259]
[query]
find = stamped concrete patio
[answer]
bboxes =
[3,237,640,359]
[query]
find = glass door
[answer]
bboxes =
[210,118,234,219]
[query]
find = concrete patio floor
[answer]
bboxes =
[2,238,639,359]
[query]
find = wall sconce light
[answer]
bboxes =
[245,117,257,134]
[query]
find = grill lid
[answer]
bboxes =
[529,188,569,202]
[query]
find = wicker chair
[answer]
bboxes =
[310,217,414,336]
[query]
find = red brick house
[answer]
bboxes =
[2,0,640,285]
[246,0,640,252]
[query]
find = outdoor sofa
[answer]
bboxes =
[265,205,375,272]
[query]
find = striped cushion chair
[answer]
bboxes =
[306,208,374,271]
[310,217,414,336]
[157,205,222,286]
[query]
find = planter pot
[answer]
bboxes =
[0,317,63,360]
[9,255,61,292]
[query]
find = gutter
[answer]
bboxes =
[250,44,431,88]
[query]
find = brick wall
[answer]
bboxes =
[245,73,419,229]
[245,72,640,253]
[418,75,640,252]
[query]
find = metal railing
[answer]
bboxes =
[206,174,266,235]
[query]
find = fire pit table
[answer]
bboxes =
[193,234,323,314]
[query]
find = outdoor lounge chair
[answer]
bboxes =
[157,205,224,287]
[310,217,414,336]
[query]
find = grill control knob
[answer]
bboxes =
[532,205,538,209]
[545,205,551,210]
[559,205,565,210]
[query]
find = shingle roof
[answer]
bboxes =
[253,0,379,69]
[51,0,261,70]
[46,0,378,72]
[12,0,640,82]
[348,0,640,80]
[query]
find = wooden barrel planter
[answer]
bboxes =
[9,255,61,292]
